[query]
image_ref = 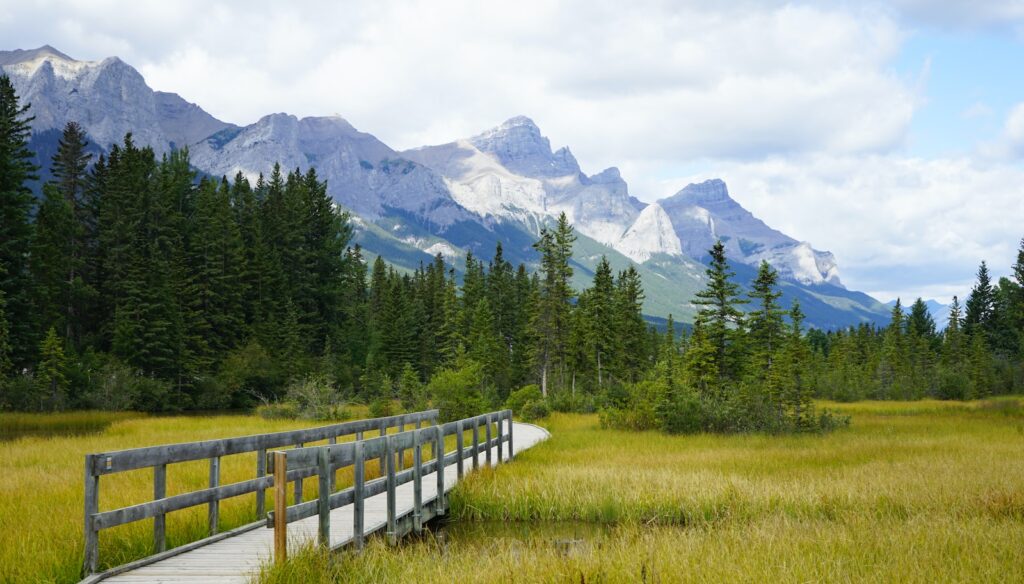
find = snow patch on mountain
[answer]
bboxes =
[659,179,842,286]
[617,203,683,262]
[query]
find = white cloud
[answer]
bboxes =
[0,0,916,169]
[682,153,1024,301]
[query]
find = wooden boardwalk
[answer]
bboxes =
[82,419,548,584]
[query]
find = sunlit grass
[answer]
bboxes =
[262,397,1024,583]
[0,410,143,440]
[0,406,380,584]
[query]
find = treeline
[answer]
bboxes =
[0,76,661,415]
[807,259,1024,400]
[2,75,1020,431]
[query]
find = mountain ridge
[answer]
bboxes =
[0,45,890,328]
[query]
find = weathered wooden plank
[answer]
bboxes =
[317,448,330,547]
[273,452,287,565]
[83,454,99,575]
[255,449,266,520]
[353,441,364,551]
[412,439,422,533]
[472,418,480,470]
[435,425,445,514]
[486,414,493,466]
[385,436,396,545]
[455,420,464,479]
[293,443,303,504]
[208,457,220,535]
[154,464,167,553]
[89,410,439,475]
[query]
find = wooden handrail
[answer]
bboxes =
[81,409,439,577]
[266,409,514,562]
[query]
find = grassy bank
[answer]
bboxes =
[0,411,143,440]
[0,409,371,584]
[262,398,1024,583]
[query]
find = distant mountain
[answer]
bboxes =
[885,299,951,331]
[0,46,891,329]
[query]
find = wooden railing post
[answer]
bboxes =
[435,425,445,514]
[385,435,396,545]
[273,451,288,565]
[256,448,267,519]
[317,447,331,548]
[497,413,504,463]
[485,414,493,467]
[154,463,167,552]
[455,420,464,479]
[413,430,423,533]
[328,436,337,491]
[353,440,365,551]
[507,410,514,460]
[397,417,405,471]
[208,456,221,535]
[379,421,387,479]
[294,443,304,504]
[83,455,99,575]
[472,418,480,470]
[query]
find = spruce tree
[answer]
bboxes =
[36,326,68,411]
[615,265,647,382]
[964,261,995,340]
[746,261,784,383]
[0,75,39,367]
[692,240,747,385]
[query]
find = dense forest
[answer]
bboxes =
[1,75,1022,432]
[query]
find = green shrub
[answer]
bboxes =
[217,341,286,407]
[369,398,396,418]
[257,402,300,420]
[521,399,551,422]
[426,358,487,422]
[506,384,542,415]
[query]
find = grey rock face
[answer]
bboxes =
[659,179,841,286]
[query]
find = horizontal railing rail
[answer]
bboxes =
[267,409,514,562]
[81,409,439,577]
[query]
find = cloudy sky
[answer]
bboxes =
[3,0,1024,303]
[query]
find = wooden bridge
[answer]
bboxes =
[79,409,549,583]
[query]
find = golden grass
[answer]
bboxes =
[3,399,1022,583]
[260,398,1024,583]
[0,411,142,440]
[0,407,375,584]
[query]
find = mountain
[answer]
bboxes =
[885,299,951,331]
[659,179,841,286]
[0,46,891,329]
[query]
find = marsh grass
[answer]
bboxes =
[262,398,1024,583]
[0,411,143,440]
[0,407,377,583]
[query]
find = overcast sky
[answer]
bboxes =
[3,0,1024,303]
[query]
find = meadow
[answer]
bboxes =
[261,399,1024,583]
[1,399,1022,583]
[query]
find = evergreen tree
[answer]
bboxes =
[36,326,68,411]
[0,75,39,367]
[692,240,747,386]
[530,214,576,396]
[964,261,995,340]
[746,261,784,383]
[614,265,647,382]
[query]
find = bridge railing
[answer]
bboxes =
[266,409,513,563]
[81,409,439,577]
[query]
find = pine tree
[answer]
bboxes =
[964,261,995,340]
[614,265,647,383]
[777,300,814,429]
[583,257,616,387]
[531,214,576,396]
[692,240,747,385]
[0,284,12,382]
[0,75,39,367]
[36,326,68,411]
[746,261,784,383]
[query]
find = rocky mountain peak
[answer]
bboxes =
[669,178,734,207]
[470,115,580,177]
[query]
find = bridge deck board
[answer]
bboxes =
[96,422,548,584]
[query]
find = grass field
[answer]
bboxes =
[260,399,1024,583]
[0,408,374,584]
[2,399,1022,583]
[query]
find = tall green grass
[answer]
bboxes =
[0,411,142,440]
[262,398,1024,583]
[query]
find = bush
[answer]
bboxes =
[658,388,702,434]
[506,385,542,415]
[521,399,551,422]
[257,402,300,420]
[369,398,396,418]
[426,358,487,422]
[217,341,286,407]
[79,360,176,412]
